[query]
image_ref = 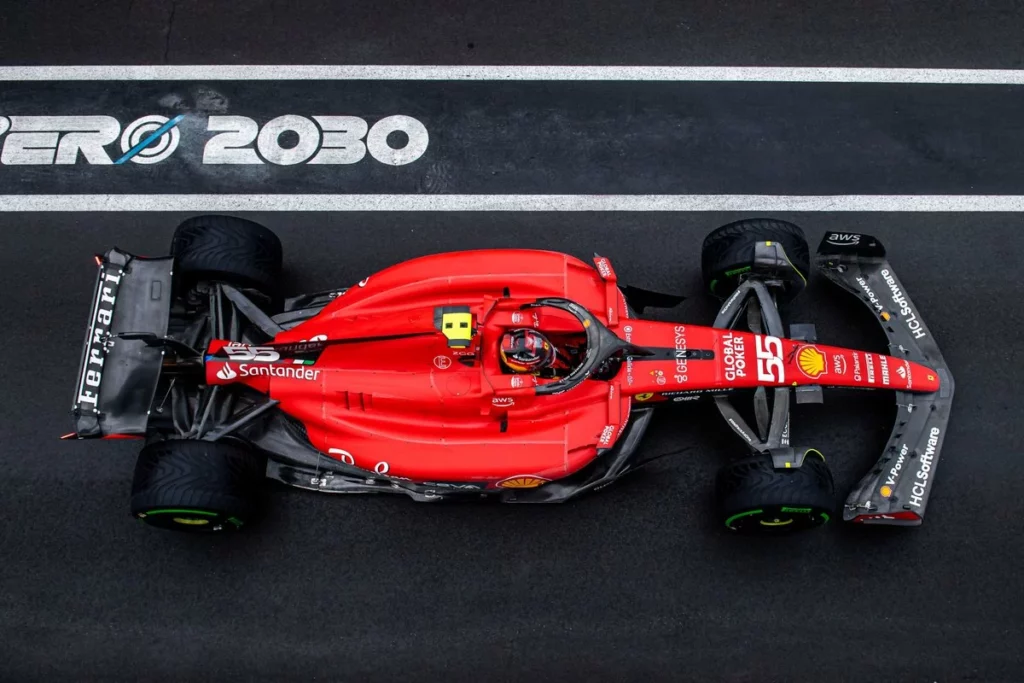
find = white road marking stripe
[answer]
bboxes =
[3,194,1024,212]
[2,65,1024,84]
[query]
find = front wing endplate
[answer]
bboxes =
[815,233,955,526]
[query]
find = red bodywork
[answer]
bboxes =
[203,250,941,487]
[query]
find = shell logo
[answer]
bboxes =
[496,475,549,489]
[797,346,827,378]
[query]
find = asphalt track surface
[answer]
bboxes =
[3,0,1024,68]
[3,3,1024,682]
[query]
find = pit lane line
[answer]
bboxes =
[4,65,1021,211]
[3,65,1024,83]
[2,194,1024,212]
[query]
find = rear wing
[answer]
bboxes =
[815,233,955,526]
[72,249,174,438]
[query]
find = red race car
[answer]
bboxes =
[69,216,953,534]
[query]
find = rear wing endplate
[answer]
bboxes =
[72,249,174,438]
[815,233,955,525]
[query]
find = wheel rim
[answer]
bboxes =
[136,508,244,532]
[724,506,830,533]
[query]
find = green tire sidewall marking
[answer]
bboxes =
[723,265,752,277]
[724,508,763,528]
[778,507,829,523]
[710,265,753,296]
[141,508,219,517]
[726,507,830,529]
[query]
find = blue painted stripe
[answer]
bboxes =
[114,115,184,164]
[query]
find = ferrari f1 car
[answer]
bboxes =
[69,216,954,534]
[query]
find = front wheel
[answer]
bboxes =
[701,218,810,303]
[715,450,834,534]
[130,440,267,532]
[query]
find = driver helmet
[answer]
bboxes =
[500,328,555,373]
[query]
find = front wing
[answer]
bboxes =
[815,233,955,525]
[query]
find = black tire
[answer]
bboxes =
[716,450,834,534]
[171,215,283,293]
[701,218,810,302]
[130,440,267,532]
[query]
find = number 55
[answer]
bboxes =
[225,345,280,362]
[755,335,784,383]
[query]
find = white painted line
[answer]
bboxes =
[3,194,1024,212]
[2,65,1024,84]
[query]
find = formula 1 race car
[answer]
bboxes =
[69,216,954,534]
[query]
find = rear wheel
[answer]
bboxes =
[715,450,834,534]
[701,218,810,302]
[171,215,283,293]
[131,440,267,532]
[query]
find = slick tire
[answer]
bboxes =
[171,215,283,293]
[701,218,810,303]
[715,450,834,534]
[130,440,268,533]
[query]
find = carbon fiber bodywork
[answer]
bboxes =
[815,233,955,525]
[72,249,174,437]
